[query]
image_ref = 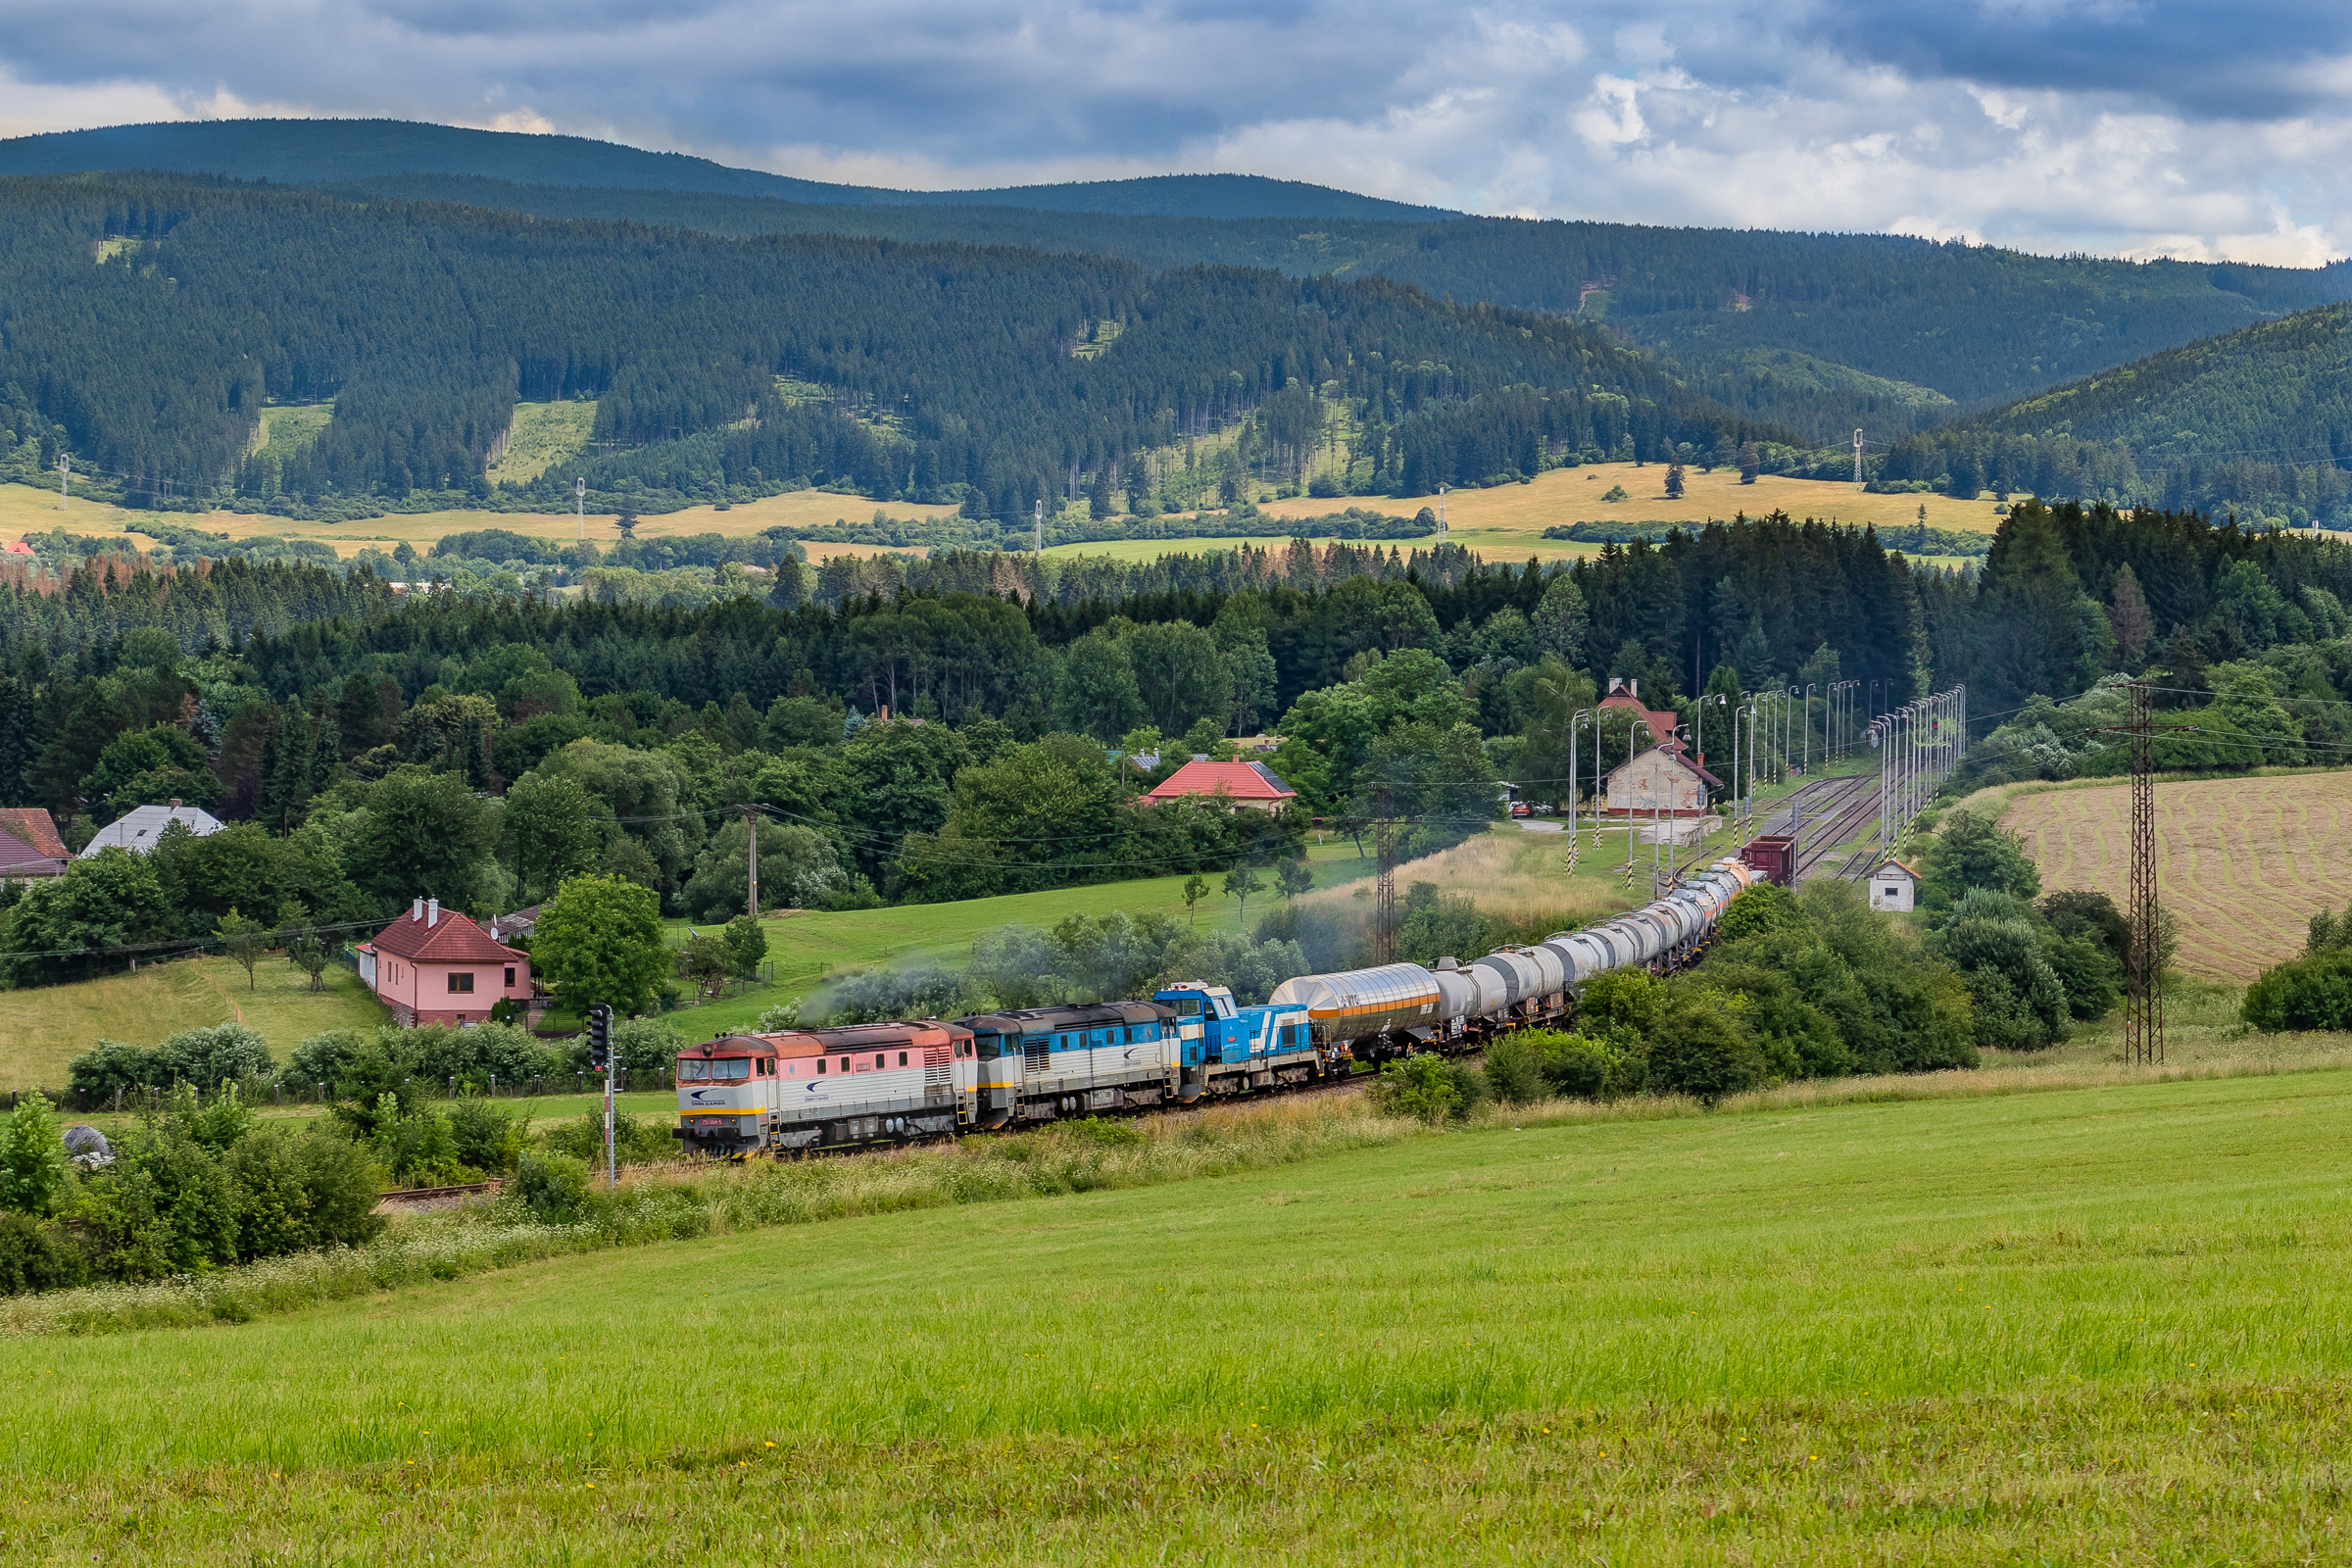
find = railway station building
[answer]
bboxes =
[1603,746,1720,816]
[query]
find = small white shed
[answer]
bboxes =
[1868,859,1921,913]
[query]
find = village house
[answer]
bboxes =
[357,897,535,1028]
[0,808,69,879]
[78,800,224,857]
[1140,759,1300,812]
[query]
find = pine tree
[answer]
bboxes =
[2109,562,2154,664]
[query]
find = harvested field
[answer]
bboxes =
[2002,772,2352,979]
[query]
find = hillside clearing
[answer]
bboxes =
[482,400,597,486]
[0,954,388,1092]
[2002,771,2352,979]
[7,1066,2352,1561]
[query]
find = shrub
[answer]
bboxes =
[398,1023,551,1089]
[0,1093,70,1217]
[70,1123,242,1281]
[1716,884,1802,943]
[514,1150,591,1222]
[1578,968,1663,1036]
[0,1212,87,1296]
[370,1095,468,1188]
[66,1040,165,1104]
[224,1125,386,1259]
[1481,1032,1548,1106]
[155,1024,272,1090]
[287,1029,373,1091]
[539,1109,674,1167]
[2243,949,2352,1032]
[1644,990,1765,1106]
[1370,1054,1459,1125]
[446,1097,526,1174]
[612,1015,681,1072]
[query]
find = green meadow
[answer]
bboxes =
[7,1053,2352,1562]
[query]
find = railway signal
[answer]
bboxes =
[587,1003,616,1188]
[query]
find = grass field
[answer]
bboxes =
[0,954,388,1093]
[2000,771,2352,980]
[8,1057,2352,1561]
[483,401,598,487]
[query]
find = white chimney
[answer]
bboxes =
[413,897,424,921]
[426,897,439,927]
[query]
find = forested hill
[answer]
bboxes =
[1871,302,2352,528]
[0,120,1455,220]
[305,172,2352,438]
[16,119,2351,444]
[0,174,1769,523]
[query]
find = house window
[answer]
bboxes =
[505,966,516,988]
[447,972,475,995]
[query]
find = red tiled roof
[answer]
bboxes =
[1,541,32,557]
[0,808,69,860]
[1599,690,1678,744]
[1142,760,1298,804]
[368,906,524,964]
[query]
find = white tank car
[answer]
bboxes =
[1272,857,1762,1051]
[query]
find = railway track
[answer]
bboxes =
[1739,770,1888,885]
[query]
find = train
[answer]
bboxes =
[672,855,1760,1157]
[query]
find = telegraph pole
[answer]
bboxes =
[744,805,759,919]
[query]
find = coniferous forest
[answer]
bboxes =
[6,500,2349,990]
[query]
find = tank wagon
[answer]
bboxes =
[675,857,1757,1153]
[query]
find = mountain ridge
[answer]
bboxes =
[0,119,1459,221]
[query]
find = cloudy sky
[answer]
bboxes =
[2,0,2347,264]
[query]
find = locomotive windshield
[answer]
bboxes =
[971,1033,1004,1059]
[677,1057,752,1082]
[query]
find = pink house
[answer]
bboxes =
[358,897,533,1027]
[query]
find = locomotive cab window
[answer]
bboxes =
[973,1034,1002,1059]
[678,1059,709,1082]
[1174,998,1200,1015]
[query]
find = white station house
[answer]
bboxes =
[1868,859,1921,912]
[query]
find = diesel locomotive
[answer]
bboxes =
[674,855,1759,1156]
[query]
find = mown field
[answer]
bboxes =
[0,954,388,1093]
[0,481,961,563]
[7,1059,2352,1563]
[6,457,2007,574]
[1262,460,2015,556]
[2001,771,2352,979]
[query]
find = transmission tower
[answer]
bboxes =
[574,477,586,544]
[1850,429,1865,487]
[57,453,71,512]
[2125,681,2163,1064]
